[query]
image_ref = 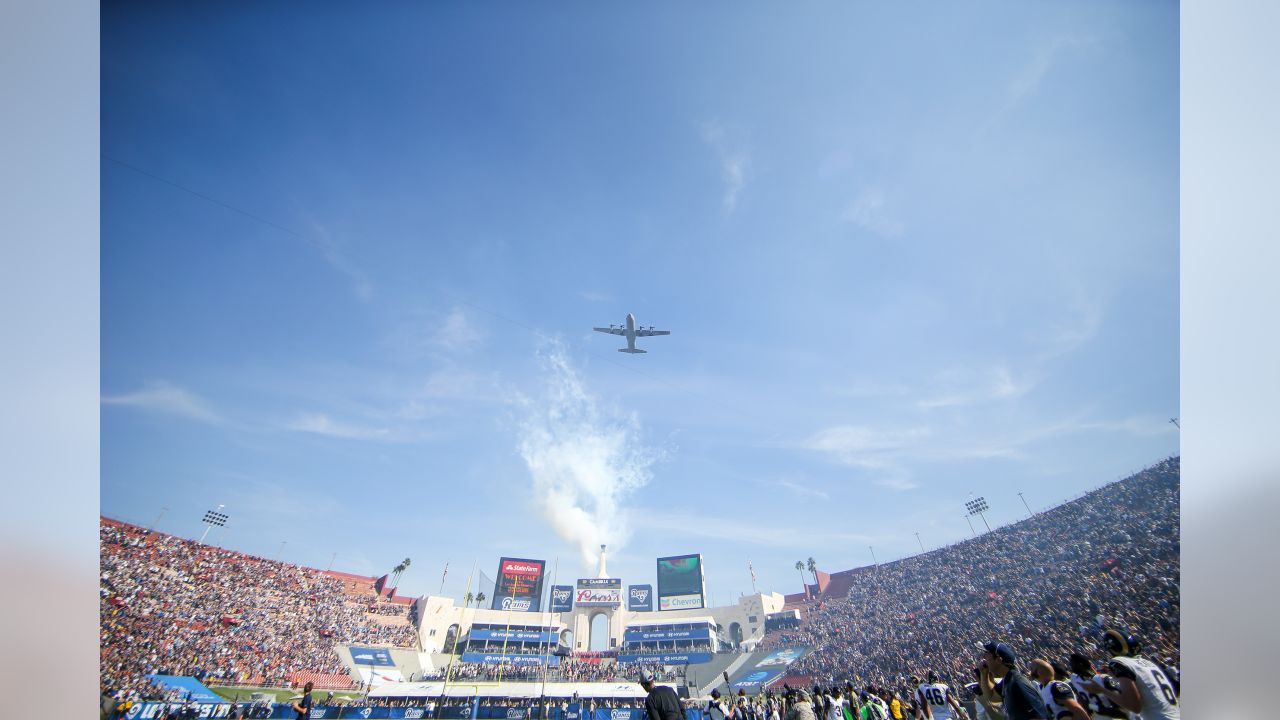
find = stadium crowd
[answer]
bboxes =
[100,520,417,695]
[760,458,1180,694]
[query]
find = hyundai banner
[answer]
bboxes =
[349,646,396,666]
[467,628,557,643]
[550,585,574,612]
[623,627,711,642]
[616,652,713,664]
[627,584,653,612]
[460,651,559,665]
[575,577,622,606]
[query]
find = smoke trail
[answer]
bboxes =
[517,345,660,569]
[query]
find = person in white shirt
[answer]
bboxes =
[823,688,845,720]
[1097,630,1179,720]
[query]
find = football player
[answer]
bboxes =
[916,671,969,720]
[1028,659,1090,720]
[1097,630,1179,720]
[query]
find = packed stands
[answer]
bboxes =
[759,457,1180,693]
[99,519,417,695]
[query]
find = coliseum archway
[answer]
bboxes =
[588,612,610,651]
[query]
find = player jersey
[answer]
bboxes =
[1037,680,1078,720]
[916,683,955,720]
[1109,656,1180,720]
[861,697,889,720]
[1071,673,1127,718]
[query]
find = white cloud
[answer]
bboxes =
[773,477,830,501]
[287,412,391,440]
[101,381,221,424]
[303,217,373,302]
[842,188,905,238]
[1008,35,1098,106]
[916,364,1035,410]
[701,120,751,215]
[801,425,930,490]
[804,425,928,458]
[633,511,875,548]
[981,34,1100,134]
[433,307,483,353]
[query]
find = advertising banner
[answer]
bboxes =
[460,652,560,666]
[349,646,396,666]
[575,577,622,606]
[627,585,653,612]
[467,628,557,643]
[616,652,713,664]
[656,555,705,611]
[550,585,574,612]
[729,647,810,690]
[492,558,547,612]
[622,627,711,642]
[357,667,405,687]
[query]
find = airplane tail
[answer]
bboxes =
[618,348,647,354]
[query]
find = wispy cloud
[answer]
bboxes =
[917,364,1035,410]
[772,477,831,501]
[982,34,1100,133]
[1008,35,1097,107]
[433,307,483,353]
[801,425,929,491]
[842,188,905,238]
[287,412,391,440]
[302,217,373,302]
[634,511,875,548]
[1037,293,1105,360]
[102,381,221,424]
[700,120,751,215]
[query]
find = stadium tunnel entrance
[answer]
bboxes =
[588,612,609,651]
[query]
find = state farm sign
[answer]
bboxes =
[502,560,543,576]
[575,587,621,606]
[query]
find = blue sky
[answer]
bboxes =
[101,2,1178,605]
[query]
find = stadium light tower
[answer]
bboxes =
[963,515,976,537]
[965,496,992,533]
[1018,492,1034,519]
[198,505,228,544]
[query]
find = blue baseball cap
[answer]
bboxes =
[982,641,1017,665]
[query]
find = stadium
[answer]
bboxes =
[101,458,1179,719]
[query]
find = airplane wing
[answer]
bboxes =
[592,327,625,336]
[635,329,671,337]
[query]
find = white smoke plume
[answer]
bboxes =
[517,346,660,569]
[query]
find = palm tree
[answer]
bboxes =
[464,591,474,607]
[806,557,818,591]
[795,561,807,597]
[475,592,487,608]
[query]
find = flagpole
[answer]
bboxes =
[439,561,449,597]
[442,560,476,702]
[541,558,559,705]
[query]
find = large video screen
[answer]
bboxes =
[491,557,546,612]
[656,553,705,611]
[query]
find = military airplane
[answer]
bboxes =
[592,313,670,353]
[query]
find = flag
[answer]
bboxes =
[374,574,388,595]
[749,562,757,584]
[386,586,397,600]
